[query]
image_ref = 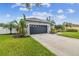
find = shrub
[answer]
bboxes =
[51,28,57,33]
[66,29,78,32]
[55,25,65,32]
[56,29,63,32]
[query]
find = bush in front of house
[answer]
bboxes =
[66,29,78,32]
[51,28,57,33]
[54,25,65,32]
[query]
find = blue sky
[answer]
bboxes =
[0,3,79,24]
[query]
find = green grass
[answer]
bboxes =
[59,32,79,39]
[0,35,55,56]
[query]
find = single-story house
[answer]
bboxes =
[0,18,51,35]
[66,24,79,31]
[26,18,51,35]
[0,27,16,34]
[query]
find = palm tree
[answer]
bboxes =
[3,22,15,34]
[12,20,19,34]
[63,22,72,31]
[47,16,55,26]
[19,18,26,36]
[68,23,72,28]
[63,22,67,31]
[47,16,55,32]
[13,14,26,37]
[47,16,55,33]
[19,14,26,36]
[0,23,5,27]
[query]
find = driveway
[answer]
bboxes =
[31,34,79,56]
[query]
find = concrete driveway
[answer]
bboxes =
[31,34,79,56]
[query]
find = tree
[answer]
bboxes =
[23,14,26,20]
[19,19,26,36]
[12,20,19,34]
[55,25,64,32]
[47,16,55,26]
[63,22,72,31]
[3,22,16,34]
[0,23,5,27]
[47,16,55,32]
[13,14,26,37]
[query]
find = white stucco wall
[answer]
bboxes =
[26,21,51,35]
[0,27,16,34]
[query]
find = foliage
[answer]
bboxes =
[0,35,55,56]
[55,25,65,32]
[12,20,19,34]
[51,28,57,33]
[63,22,73,31]
[0,23,5,27]
[47,16,55,26]
[2,22,16,34]
[18,19,26,36]
[46,16,56,33]
[63,22,72,27]
[66,29,78,32]
[13,14,27,37]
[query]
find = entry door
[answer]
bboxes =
[30,25,47,34]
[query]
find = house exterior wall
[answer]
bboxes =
[66,26,79,31]
[26,21,50,35]
[0,27,16,34]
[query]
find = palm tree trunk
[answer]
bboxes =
[10,28,12,34]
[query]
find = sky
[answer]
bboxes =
[0,3,79,24]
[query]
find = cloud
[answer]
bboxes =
[6,14,10,17]
[57,9,64,14]
[22,11,53,20]
[11,3,34,9]
[11,3,23,8]
[33,12,52,17]
[41,3,51,7]
[32,11,53,19]
[16,17,22,20]
[67,9,75,13]
[11,3,51,8]
[19,7,29,11]
[55,15,66,20]
[57,9,75,14]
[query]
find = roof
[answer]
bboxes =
[26,18,48,23]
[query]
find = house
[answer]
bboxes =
[66,24,79,31]
[0,27,16,34]
[26,18,51,35]
[0,18,51,35]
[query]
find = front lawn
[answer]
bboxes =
[0,35,55,56]
[58,32,79,39]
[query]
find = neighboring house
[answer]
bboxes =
[26,18,51,35]
[0,27,16,34]
[66,24,79,31]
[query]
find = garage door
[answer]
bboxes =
[30,25,47,34]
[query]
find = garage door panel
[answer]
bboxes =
[30,25,47,34]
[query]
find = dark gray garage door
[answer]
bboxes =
[30,25,47,34]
